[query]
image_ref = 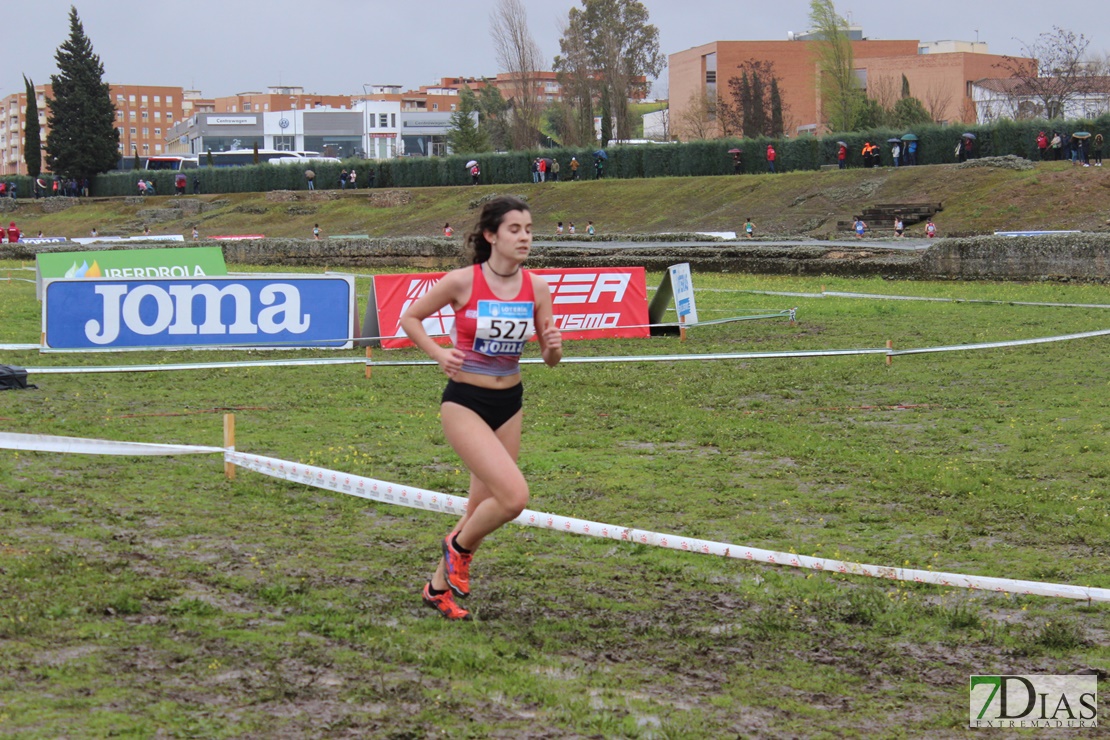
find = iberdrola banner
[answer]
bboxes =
[35,246,227,299]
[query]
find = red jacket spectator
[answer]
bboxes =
[7,221,20,244]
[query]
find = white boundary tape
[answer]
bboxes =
[0,432,222,456]
[26,358,370,375]
[18,327,1109,375]
[708,288,1110,310]
[1,431,1106,603]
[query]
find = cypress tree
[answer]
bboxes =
[739,72,753,138]
[599,88,613,147]
[23,75,42,177]
[770,78,784,137]
[749,70,767,137]
[45,7,119,179]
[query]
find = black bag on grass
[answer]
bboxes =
[0,365,35,390]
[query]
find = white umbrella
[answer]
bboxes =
[465,160,478,168]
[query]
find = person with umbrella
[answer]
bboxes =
[836,141,847,169]
[902,134,919,166]
[1071,132,1091,166]
[959,133,974,162]
[729,148,743,174]
[593,150,606,179]
[468,160,481,186]
[889,138,902,167]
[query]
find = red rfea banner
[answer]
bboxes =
[373,267,650,349]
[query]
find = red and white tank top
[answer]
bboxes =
[451,264,536,377]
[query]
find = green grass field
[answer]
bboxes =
[1,263,1108,737]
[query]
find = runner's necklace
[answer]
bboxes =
[485,261,521,278]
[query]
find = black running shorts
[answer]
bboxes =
[441,380,523,430]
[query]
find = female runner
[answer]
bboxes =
[399,195,562,620]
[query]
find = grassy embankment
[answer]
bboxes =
[7,159,1110,242]
[1,265,1108,736]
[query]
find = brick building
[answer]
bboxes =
[0,83,186,175]
[669,35,1034,139]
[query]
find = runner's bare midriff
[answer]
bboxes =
[451,370,522,390]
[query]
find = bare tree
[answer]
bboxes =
[996,26,1094,119]
[676,88,718,141]
[490,0,543,149]
[921,80,953,123]
[867,74,900,113]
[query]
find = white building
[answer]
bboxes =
[972,77,1110,123]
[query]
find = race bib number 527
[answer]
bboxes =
[474,300,534,356]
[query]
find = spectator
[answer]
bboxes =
[305,169,315,190]
[367,168,376,188]
[837,143,847,169]
[570,157,579,180]
[193,175,201,195]
[734,151,744,174]
[175,172,187,195]
[1093,134,1104,166]
[551,158,560,181]
[538,158,546,183]
[349,168,358,189]
[7,221,20,244]
[892,141,901,167]
[531,159,539,183]
[766,144,776,173]
[1050,131,1062,160]
[339,169,349,189]
[594,155,604,179]
[137,179,147,196]
[1037,131,1049,160]
[470,163,480,185]
[905,139,918,166]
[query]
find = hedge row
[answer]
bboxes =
[3,113,1109,199]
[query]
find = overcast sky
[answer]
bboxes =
[10,0,1107,100]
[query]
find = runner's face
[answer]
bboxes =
[487,210,532,261]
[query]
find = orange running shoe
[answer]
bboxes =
[422,582,470,621]
[442,534,472,598]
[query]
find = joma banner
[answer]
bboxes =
[43,276,354,350]
[370,267,650,349]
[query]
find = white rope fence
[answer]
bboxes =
[1,430,1106,604]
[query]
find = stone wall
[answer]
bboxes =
[4,234,1108,282]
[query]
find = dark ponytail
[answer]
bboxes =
[465,195,530,264]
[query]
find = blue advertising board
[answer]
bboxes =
[43,276,354,350]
